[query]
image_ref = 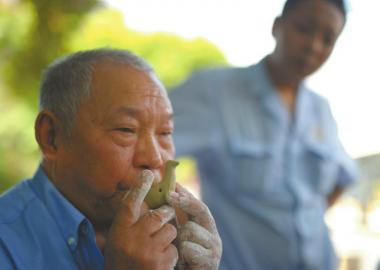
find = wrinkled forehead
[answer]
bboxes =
[83,61,172,115]
[90,61,167,96]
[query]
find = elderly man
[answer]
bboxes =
[0,49,221,270]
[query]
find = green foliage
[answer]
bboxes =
[0,87,39,191]
[1,0,100,104]
[0,1,228,192]
[68,8,227,88]
[0,0,101,191]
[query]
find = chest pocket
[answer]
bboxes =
[229,140,276,194]
[220,87,278,195]
[302,139,339,195]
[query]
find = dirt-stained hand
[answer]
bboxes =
[104,170,178,270]
[167,184,222,270]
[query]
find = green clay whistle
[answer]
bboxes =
[145,160,179,209]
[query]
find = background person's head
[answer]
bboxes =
[282,0,347,19]
[269,0,346,83]
[35,48,174,229]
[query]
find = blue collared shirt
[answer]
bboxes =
[0,166,104,270]
[169,59,358,270]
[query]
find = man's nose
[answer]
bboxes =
[306,34,324,56]
[133,133,163,171]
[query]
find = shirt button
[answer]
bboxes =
[67,237,76,246]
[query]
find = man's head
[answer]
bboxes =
[270,0,346,81]
[35,48,175,229]
[282,0,347,19]
[39,49,154,138]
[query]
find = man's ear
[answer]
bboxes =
[272,16,282,38]
[35,110,63,160]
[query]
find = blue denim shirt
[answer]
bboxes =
[169,58,358,270]
[0,166,104,270]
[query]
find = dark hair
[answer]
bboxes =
[282,0,347,18]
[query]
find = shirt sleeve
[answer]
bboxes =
[321,99,359,187]
[169,71,217,157]
[0,239,16,270]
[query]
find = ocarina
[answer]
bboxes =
[144,160,179,209]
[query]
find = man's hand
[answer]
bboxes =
[167,184,222,270]
[104,170,178,270]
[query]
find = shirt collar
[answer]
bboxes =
[249,56,309,98]
[248,57,311,128]
[248,57,277,99]
[29,165,86,251]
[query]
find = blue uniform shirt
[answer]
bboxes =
[0,166,104,270]
[169,59,358,270]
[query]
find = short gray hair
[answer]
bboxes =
[39,48,154,136]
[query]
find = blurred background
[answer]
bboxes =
[0,0,379,269]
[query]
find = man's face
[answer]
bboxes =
[273,0,345,80]
[55,61,175,228]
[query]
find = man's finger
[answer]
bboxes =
[178,221,213,250]
[167,184,218,234]
[139,205,176,234]
[178,241,213,268]
[150,222,177,250]
[114,170,154,227]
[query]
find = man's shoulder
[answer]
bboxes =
[170,65,253,99]
[0,180,37,225]
[192,65,251,82]
[303,88,331,113]
[175,65,249,88]
[305,88,327,101]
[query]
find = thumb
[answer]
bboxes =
[113,170,154,228]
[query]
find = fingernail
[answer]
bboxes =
[167,191,180,203]
[169,191,179,198]
[160,205,175,215]
[158,205,176,223]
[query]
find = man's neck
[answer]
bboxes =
[95,228,108,253]
[265,56,299,113]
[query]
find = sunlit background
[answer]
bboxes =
[1,0,380,269]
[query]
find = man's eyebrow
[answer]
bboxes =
[116,106,175,120]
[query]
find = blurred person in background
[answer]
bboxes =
[0,48,222,270]
[169,0,358,269]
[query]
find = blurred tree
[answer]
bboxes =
[0,0,101,190]
[1,0,100,104]
[0,88,37,191]
[68,8,227,88]
[0,1,228,191]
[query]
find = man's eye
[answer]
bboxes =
[160,131,173,136]
[295,23,314,35]
[116,128,134,133]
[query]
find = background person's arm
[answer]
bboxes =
[327,185,344,207]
